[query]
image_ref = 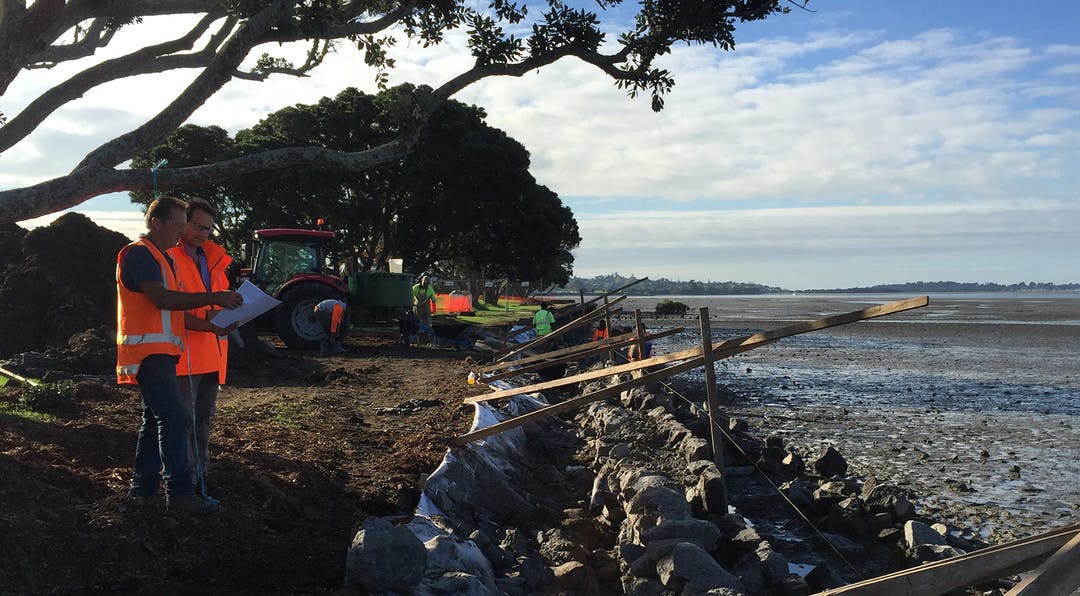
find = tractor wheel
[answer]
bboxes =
[275,283,345,350]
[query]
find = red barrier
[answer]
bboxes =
[435,293,474,313]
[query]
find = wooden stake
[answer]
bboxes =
[468,296,929,404]
[0,365,40,386]
[698,306,727,512]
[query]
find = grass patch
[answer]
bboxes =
[269,401,310,430]
[0,402,55,423]
[455,300,539,326]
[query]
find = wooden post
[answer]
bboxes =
[633,309,646,365]
[698,307,727,512]
[603,295,613,362]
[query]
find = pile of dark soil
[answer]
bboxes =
[0,213,129,358]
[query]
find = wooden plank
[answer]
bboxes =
[1006,529,1080,596]
[0,365,40,387]
[814,523,1080,596]
[495,295,627,362]
[467,296,929,404]
[483,332,636,373]
[454,337,768,445]
[480,328,684,383]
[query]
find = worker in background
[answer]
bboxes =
[412,275,436,338]
[591,319,609,342]
[117,196,242,515]
[314,298,349,355]
[533,302,556,336]
[168,198,236,502]
[627,329,654,361]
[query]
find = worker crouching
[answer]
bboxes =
[314,299,349,355]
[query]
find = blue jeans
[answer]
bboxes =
[130,354,194,498]
[178,372,218,496]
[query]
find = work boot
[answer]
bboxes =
[167,494,218,515]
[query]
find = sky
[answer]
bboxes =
[5,1,1080,290]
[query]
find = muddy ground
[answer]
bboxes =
[0,334,481,594]
[617,294,1080,546]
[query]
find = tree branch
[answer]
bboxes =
[75,2,290,171]
[0,14,226,153]
[0,139,416,222]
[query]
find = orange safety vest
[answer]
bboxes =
[116,238,186,385]
[168,240,232,384]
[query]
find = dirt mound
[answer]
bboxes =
[0,213,131,357]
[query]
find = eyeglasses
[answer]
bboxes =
[191,222,214,235]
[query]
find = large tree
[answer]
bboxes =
[129,84,581,284]
[0,0,804,223]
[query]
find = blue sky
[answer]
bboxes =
[7,1,1080,289]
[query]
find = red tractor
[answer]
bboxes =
[241,228,348,349]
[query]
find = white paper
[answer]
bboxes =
[209,280,282,328]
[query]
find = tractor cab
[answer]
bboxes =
[242,228,348,349]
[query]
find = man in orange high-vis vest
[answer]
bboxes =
[117,196,242,515]
[168,198,236,500]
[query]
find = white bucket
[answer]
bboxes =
[388,258,404,273]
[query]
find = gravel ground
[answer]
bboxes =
[611,293,1080,545]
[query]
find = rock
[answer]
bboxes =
[345,517,427,592]
[931,522,949,537]
[820,533,864,557]
[656,542,744,594]
[538,529,588,565]
[827,497,868,537]
[680,436,713,464]
[623,577,666,596]
[641,519,723,552]
[781,479,814,508]
[805,563,844,591]
[1009,465,1021,480]
[553,561,596,595]
[777,574,811,596]
[811,480,849,513]
[729,418,748,433]
[609,442,632,460]
[782,451,806,475]
[862,483,916,521]
[500,528,531,558]
[765,434,785,449]
[866,512,893,533]
[756,447,787,476]
[912,544,964,562]
[518,553,557,592]
[903,520,947,549]
[811,446,848,478]
[696,466,729,516]
[734,541,789,594]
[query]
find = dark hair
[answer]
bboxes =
[185,197,217,221]
[145,196,188,228]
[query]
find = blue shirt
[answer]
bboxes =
[120,244,175,293]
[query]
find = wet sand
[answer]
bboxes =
[613,294,1080,544]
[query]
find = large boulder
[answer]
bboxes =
[346,517,427,592]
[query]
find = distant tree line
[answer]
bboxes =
[560,275,1080,295]
[803,281,1080,293]
[560,274,783,295]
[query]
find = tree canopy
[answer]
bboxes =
[130,84,581,285]
[0,0,803,223]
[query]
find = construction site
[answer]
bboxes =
[1,214,1078,595]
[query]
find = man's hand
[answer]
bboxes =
[214,291,243,309]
